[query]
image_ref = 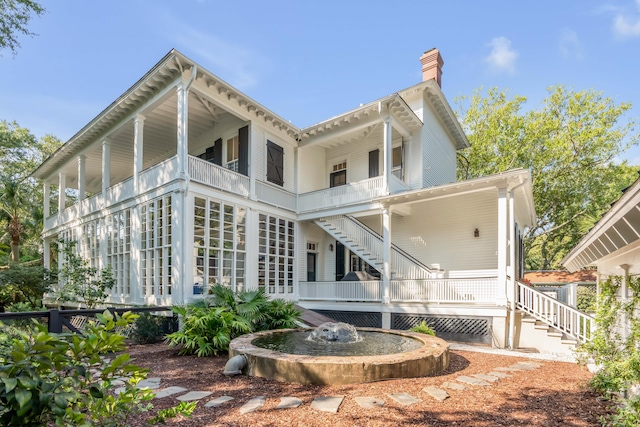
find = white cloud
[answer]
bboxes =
[485,37,518,75]
[559,29,584,60]
[612,0,640,40]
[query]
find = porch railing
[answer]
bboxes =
[298,176,385,212]
[189,156,250,197]
[516,280,594,343]
[299,278,499,304]
[256,181,297,211]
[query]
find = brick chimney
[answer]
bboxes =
[420,48,444,87]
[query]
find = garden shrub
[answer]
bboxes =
[166,285,302,356]
[131,313,177,345]
[0,310,154,426]
[409,320,436,336]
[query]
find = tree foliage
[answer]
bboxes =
[457,86,639,269]
[0,0,44,56]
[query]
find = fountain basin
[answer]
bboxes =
[228,327,449,385]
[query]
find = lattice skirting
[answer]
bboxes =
[314,310,382,328]
[392,314,491,344]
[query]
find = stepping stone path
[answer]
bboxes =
[311,396,344,413]
[355,397,385,408]
[423,386,449,401]
[118,357,545,415]
[205,395,234,408]
[239,396,265,414]
[456,375,491,386]
[178,391,212,402]
[389,392,420,405]
[276,396,303,409]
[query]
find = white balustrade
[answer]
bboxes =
[298,281,381,301]
[298,176,385,212]
[255,181,296,211]
[516,281,593,342]
[189,156,249,197]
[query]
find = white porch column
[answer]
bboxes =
[43,181,50,219]
[173,188,187,305]
[130,205,142,304]
[176,83,189,179]
[508,190,516,348]
[43,238,51,270]
[58,172,66,213]
[381,207,392,329]
[382,116,392,195]
[134,115,145,193]
[497,187,508,308]
[102,139,111,196]
[77,155,86,201]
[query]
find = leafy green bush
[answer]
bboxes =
[0,264,53,308]
[409,320,436,336]
[0,310,154,426]
[165,304,251,356]
[131,313,175,345]
[166,285,302,356]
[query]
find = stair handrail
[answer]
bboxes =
[318,216,432,279]
[344,216,433,274]
[516,280,594,343]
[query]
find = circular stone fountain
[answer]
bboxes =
[228,322,449,385]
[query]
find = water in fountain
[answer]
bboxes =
[252,322,422,356]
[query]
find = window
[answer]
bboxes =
[392,146,403,179]
[266,140,284,186]
[107,210,131,297]
[226,136,239,171]
[141,195,172,297]
[330,161,347,187]
[258,213,294,294]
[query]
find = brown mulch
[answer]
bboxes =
[125,343,612,427]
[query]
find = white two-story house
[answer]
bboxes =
[34,48,538,348]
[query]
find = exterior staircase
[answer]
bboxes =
[315,216,433,280]
[514,281,593,355]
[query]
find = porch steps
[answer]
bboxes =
[517,314,578,355]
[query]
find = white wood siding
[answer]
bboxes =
[422,101,457,187]
[298,145,327,194]
[252,124,296,193]
[358,190,498,274]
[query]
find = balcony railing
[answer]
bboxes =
[298,176,386,212]
[299,277,500,304]
[189,156,249,197]
[256,181,296,211]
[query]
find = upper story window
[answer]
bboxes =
[266,140,284,186]
[226,136,239,172]
[330,161,347,188]
[392,145,403,179]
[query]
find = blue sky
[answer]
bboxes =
[2,0,640,161]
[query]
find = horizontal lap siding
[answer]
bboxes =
[253,126,296,194]
[423,103,456,188]
[297,146,326,193]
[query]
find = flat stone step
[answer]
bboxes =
[517,361,542,368]
[388,392,420,405]
[154,386,188,399]
[494,366,528,372]
[487,371,510,378]
[423,386,449,401]
[177,391,212,401]
[510,363,536,370]
[354,396,385,408]
[276,396,303,409]
[456,375,491,386]
[473,374,499,382]
[239,396,266,414]
[137,377,162,389]
[440,381,466,391]
[205,395,235,408]
[311,396,344,413]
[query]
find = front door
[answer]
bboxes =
[307,252,317,281]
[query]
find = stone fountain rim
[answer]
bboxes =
[229,327,449,363]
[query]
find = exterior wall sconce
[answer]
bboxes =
[329,244,334,252]
[474,228,480,238]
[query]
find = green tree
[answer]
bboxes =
[457,86,639,269]
[0,0,45,56]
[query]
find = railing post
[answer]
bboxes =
[49,309,62,333]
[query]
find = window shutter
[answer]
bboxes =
[266,140,284,186]
[213,138,222,166]
[238,125,249,176]
[335,241,345,281]
[369,149,379,178]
